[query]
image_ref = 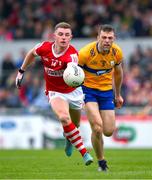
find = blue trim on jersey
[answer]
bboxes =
[82,65,112,76]
[82,86,114,110]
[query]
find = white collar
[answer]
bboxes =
[52,43,69,58]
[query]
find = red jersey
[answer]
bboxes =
[34,41,78,93]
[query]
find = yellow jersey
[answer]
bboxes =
[78,41,123,91]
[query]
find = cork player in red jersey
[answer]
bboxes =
[15,22,93,165]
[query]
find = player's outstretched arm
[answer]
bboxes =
[15,48,36,89]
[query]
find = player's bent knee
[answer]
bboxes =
[92,125,103,137]
[58,113,71,126]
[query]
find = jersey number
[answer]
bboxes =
[51,59,62,67]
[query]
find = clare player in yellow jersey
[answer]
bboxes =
[78,24,124,171]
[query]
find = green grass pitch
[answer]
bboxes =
[0,149,152,179]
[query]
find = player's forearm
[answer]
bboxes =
[20,49,35,71]
[114,67,123,96]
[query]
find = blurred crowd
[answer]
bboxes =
[0,45,152,115]
[122,45,152,114]
[0,0,152,115]
[1,0,152,41]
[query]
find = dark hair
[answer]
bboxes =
[98,24,115,34]
[54,22,72,31]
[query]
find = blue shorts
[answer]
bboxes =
[82,86,114,110]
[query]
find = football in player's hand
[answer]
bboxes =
[63,63,85,87]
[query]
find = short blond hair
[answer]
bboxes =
[54,22,72,31]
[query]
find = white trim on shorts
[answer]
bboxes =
[47,87,84,110]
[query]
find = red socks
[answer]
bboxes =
[63,122,87,156]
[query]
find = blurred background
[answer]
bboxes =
[0,0,152,149]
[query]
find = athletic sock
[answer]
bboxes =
[63,122,87,156]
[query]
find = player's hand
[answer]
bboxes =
[114,95,124,109]
[16,69,25,89]
[67,62,77,67]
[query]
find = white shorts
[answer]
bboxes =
[47,87,84,110]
